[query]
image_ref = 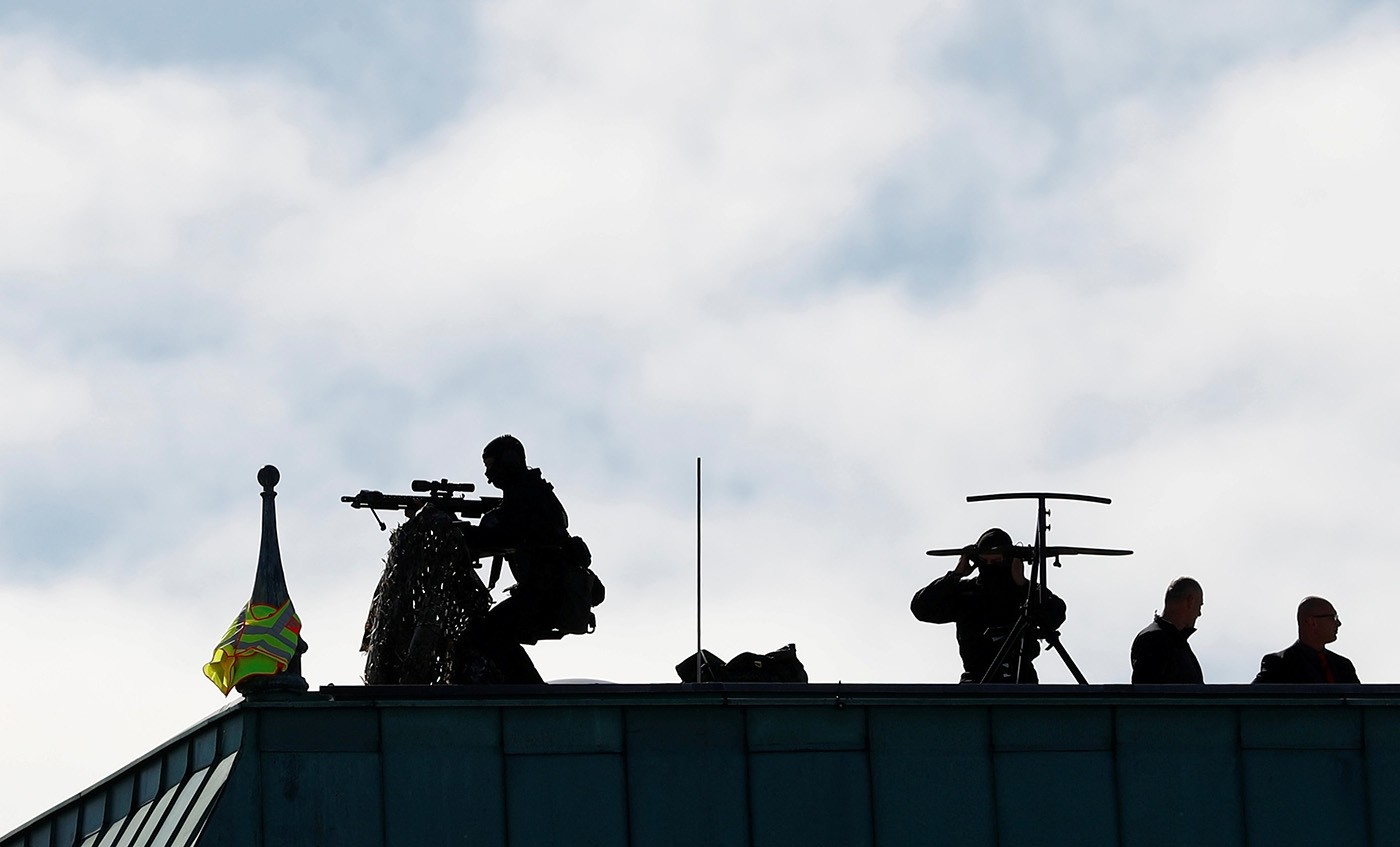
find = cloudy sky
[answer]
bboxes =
[4,0,1399,832]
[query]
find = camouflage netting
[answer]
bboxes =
[361,509,493,684]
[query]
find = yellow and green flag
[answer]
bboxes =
[203,600,302,695]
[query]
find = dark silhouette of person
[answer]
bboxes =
[1252,596,1359,684]
[458,434,575,684]
[1130,577,1205,684]
[911,527,1066,683]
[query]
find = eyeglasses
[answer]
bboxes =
[1311,613,1341,623]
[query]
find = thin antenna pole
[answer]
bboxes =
[695,457,702,683]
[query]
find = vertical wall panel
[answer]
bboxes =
[625,708,748,847]
[993,751,1117,847]
[1365,707,1400,846]
[503,704,627,846]
[996,750,1114,845]
[1241,706,1367,847]
[868,706,995,847]
[259,753,383,847]
[1116,707,1244,847]
[749,751,872,847]
[993,706,1116,847]
[505,754,628,847]
[1242,750,1368,847]
[746,706,873,847]
[380,708,505,847]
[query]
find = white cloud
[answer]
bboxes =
[0,347,91,447]
[242,0,953,345]
[0,36,347,278]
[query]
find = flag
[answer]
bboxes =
[203,600,302,696]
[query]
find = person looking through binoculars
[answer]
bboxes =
[911,527,1067,683]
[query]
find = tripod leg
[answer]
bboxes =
[1043,631,1088,684]
[980,614,1032,683]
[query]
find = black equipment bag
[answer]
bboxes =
[673,649,728,683]
[674,644,808,683]
[724,643,808,683]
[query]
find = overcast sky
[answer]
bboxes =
[4,0,1400,833]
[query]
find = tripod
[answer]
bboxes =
[927,492,1132,684]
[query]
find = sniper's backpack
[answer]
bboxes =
[535,535,605,640]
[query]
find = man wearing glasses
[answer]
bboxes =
[1251,596,1358,684]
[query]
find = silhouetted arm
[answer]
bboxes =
[465,477,568,549]
[910,572,966,624]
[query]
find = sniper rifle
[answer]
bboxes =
[342,479,502,531]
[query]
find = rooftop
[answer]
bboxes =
[6,681,1400,847]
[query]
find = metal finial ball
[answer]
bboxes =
[258,465,280,490]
